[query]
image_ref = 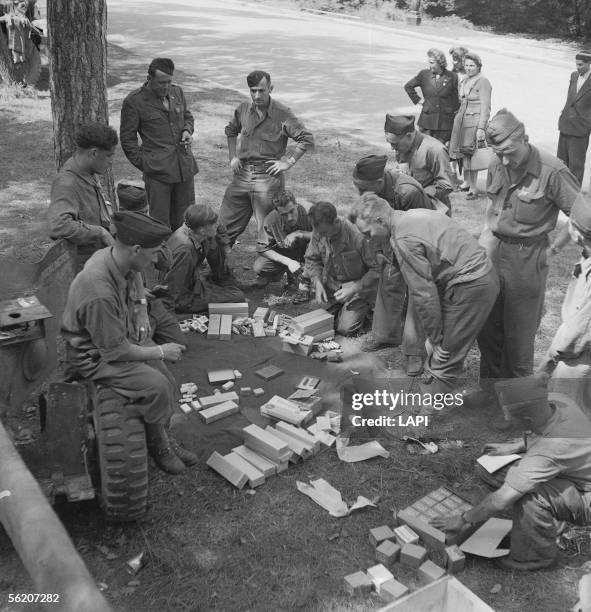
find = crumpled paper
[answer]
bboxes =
[336,438,389,463]
[296,478,376,517]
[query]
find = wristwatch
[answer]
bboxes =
[461,512,473,526]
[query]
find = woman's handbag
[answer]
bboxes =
[468,140,494,171]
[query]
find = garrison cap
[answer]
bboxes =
[576,51,591,62]
[494,376,548,412]
[384,114,415,135]
[112,211,171,248]
[353,155,388,181]
[486,108,524,145]
[571,193,591,239]
[117,181,147,212]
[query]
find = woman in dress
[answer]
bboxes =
[449,52,492,199]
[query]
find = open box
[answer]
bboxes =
[378,576,494,612]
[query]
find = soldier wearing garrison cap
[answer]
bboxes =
[352,154,435,375]
[62,211,197,476]
[476,109,580,411]
[384,113,454,213]
[433,375,591,571]
[557,51,591,185]
[117,180,149,213]
[538,193,591,410]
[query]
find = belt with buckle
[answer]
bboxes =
[492,232,548,247]
[243,162,270,173]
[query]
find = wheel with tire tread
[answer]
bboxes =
[93,387,149,521]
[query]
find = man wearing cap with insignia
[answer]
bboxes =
[120,58,198,231]
[477,109,580,396]
[557,51,591,185]
[538,193,591,410]
[350,193,498,394]
[352,154,435,375]
[384,114,454,213]
[62,211,197,475]
[433,375,591,571]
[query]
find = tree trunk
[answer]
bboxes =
[0,29,18,84]
[47,0,114,200]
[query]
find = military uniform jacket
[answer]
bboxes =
[548,255,591,361]
[304,218,380,298]
[485,145,579,239]
[388,209,492,344]
[377,169,435,211]
[120,83,198,183]
[404,69,459,132]
[558,71,591,137]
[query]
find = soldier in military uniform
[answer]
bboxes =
[62,211,196,475]
[351,154,435,375]
[220,70,314,246]
[478,109,580,394]
[351,193,498,396]
[304,201,380,336]
[120,58,198,230]
[384,114,454,213]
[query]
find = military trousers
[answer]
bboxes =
[425,269,499,391]
[220,168,284,245]
[144,174,195,231]
[478,239,549,381]
[476,464,591,565]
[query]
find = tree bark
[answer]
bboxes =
[47,0,114,200]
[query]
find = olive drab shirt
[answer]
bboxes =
[48,156,112,262]
[377,169,435,211]
[120,83,198,183]
[387,209,492,344]
[304,218,380,298]
[61,248,147,378]
[485,145,579,239]
[224,97,314,163]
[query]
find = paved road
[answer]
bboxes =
[108,0,578,159]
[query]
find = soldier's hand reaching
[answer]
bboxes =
[160,343,186,362]
[314,280,328,304]
[430,514,465,533]
[483,441,523,456]
[282,232,300,247]
[286,259,301,274]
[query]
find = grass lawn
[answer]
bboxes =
[0,40,586,612]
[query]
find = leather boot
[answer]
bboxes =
[144,423,185,475]
[169,436,198,466]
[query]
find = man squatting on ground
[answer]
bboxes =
[163,204,245,313]
[477,109,580,393]
[252,190,313,293]
[433,376,591,571]
[61,211,197,475]
[351,193,499,396]
[219,70,314,247]
[120,57,198,230]
[352,153,436,376]
[383,114,454,214]
[303,201,380,336]
[538,193,591,410]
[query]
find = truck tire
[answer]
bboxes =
[93,387,149,521]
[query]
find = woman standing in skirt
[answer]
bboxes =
[449,53,492,199]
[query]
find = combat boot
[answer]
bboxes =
[144,423,185,475]
[169,436,198,466]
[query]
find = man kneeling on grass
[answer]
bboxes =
[163,205,245,313]
[251,190,312,296]
[304,201,380,336]
[432,376,591,571]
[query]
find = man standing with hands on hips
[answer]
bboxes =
[120,58,198,230]
[220,70,314,247]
